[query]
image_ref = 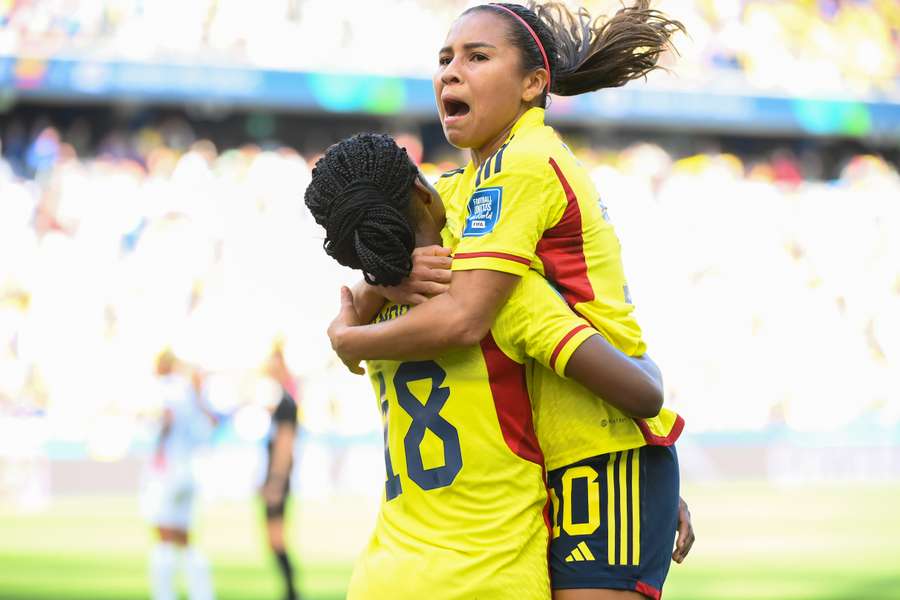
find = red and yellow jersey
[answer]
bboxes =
[436,107,683,470]
[348,268,597,600]
[438,107,644,356]
[529,359,684,471]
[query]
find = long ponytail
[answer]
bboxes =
[469,1,685,105]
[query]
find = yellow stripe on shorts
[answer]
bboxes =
[632,448,641,565]
[619,449,629,565]
[606,451,617,565]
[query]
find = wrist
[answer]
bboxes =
[331,325,360,361]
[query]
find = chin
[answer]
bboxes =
[444,129,474,150]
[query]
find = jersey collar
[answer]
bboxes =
[464,107,545,178]
[509,107,546,139]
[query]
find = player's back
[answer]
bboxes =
[349,307,548,599]
[348,267,601,600]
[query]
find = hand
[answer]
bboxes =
[672,496,695,563]
[327,286,365,375]
[378,245,452,306]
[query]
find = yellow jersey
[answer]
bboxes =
[440,107,644,356]
[348,267,597,599]
[436,107,683,471]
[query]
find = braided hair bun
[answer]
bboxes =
[305,133,420,286]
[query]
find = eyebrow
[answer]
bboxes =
[439,41,497,54]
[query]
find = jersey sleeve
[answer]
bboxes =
[452,155,566,276]
[494,271,598,377]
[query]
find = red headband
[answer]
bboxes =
[490,3,551,92]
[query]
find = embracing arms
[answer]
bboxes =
[332,267,519,363]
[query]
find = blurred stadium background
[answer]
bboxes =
[1,0,899,598]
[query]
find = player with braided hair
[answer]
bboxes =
[305,133,419,286]
[305,133,685,599]
[327,3,691,598]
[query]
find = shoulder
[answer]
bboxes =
[477,133,557,188]
[435,166,466,199]
[439,167,465,179]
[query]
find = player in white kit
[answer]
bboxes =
[145,349,218,600]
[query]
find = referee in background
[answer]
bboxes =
[261,341,301,600]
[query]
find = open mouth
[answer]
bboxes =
[443,98,470,118]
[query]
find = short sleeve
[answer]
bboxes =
[494,271,599,377]
[452,155,565,276]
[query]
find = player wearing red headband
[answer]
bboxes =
[329,3,691,599]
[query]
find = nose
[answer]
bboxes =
[440,57,462,87]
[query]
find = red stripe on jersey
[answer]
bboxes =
[480,332,544,466]
[549,324,591,372]
[635,413,685,446]
[538,158,595,307]
[454,251,531,266]
[635,581,662,600]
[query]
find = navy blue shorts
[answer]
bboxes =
[547,445,680,599]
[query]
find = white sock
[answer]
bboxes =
[185,547,215,600]
[150,542,179,600]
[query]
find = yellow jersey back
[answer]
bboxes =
[348,269,597,599]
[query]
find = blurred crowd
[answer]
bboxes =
[0,117,376,473]
[1,0,898,97]
[1,116,898,455]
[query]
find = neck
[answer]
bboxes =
[470,107,528,167]
[416,215,442,248]
[415,223,442,247]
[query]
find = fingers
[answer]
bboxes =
[339,285,354,307]
[415,254,453,274]
[345,359,366,376]
[672,500,695,563]
[414,245,452,258]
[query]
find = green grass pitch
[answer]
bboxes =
[1,483,898,599]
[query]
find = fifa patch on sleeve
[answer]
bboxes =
[462,187,502,237]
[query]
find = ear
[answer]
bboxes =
[412,175,432,204]
[521,68,548,104]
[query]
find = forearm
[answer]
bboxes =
[350,280,385,324]
[564,336,663,419]
[334,290,484,362]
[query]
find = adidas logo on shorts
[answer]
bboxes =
[564,541,596,562]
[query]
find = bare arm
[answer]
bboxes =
[565,336,664,419]
[330,269,519,363]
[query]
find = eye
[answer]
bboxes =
[438,55,452,66]
[471,53,488,62]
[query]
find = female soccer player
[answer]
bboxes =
[326,3,690,598]
[147,349,217,600]
[305,133,674,600]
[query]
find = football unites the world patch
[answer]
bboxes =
[462,186,502,237]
